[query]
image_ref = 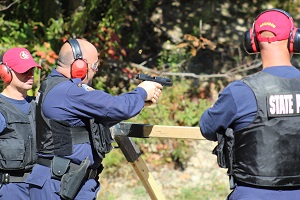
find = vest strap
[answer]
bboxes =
[0,171,30,184]
[70,126,90,144]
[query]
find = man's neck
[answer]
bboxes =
[1,87,27,100]
[56,65,71,79]
[260,51,292,69]
[259,40,292,69]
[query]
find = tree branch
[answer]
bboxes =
[130,59,261,80]
[0,0,18,12]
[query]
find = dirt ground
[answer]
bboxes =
[97,139,231,200]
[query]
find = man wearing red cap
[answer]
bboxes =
[200,9,300,199]
[0,47,42,199]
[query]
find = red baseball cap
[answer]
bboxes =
[2,47,42,73]
[254,9,295,42]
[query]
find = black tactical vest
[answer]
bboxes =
[233,71,300,187]
[36,76,113,161]
[0,97,36,171]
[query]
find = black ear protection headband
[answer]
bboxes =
[244,8,300,54]
[67,39,88,79]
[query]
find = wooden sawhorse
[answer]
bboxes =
[111,122,205,200]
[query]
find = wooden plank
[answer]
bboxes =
[143,125,204,139]
[115,136,166,200]
[114,136,141,162]
[112,122,205,140]
[131,157,166,200]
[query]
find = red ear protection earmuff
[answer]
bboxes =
[0,60,12,83]
[67,39,88,79]
[244,8,300,54]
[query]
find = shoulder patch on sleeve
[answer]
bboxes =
[78,83,95,91]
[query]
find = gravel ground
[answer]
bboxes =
[97,140,231,200]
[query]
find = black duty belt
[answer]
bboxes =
[0,171,30,184]
[37,157,99,180]
[236,181,300,190]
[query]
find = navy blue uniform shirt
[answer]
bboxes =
[40,69,147,165]
[199,66,300,199]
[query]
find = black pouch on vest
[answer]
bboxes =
[60,157,90,200]
[51,156,70,180]
[90,119,113,159]
[212,128,235,189]
[212,131,226,168]
[212,128,234,169]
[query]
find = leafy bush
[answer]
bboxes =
[129,78,211,126]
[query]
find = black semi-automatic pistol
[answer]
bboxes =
[136,74,173,86]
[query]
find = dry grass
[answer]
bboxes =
[96,140,230,200]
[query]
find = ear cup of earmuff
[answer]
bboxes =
[243,28,260,54]
[70,58,88,79]
[67,39,88,79]
[0,63,12,83]
[289,28,300,53]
